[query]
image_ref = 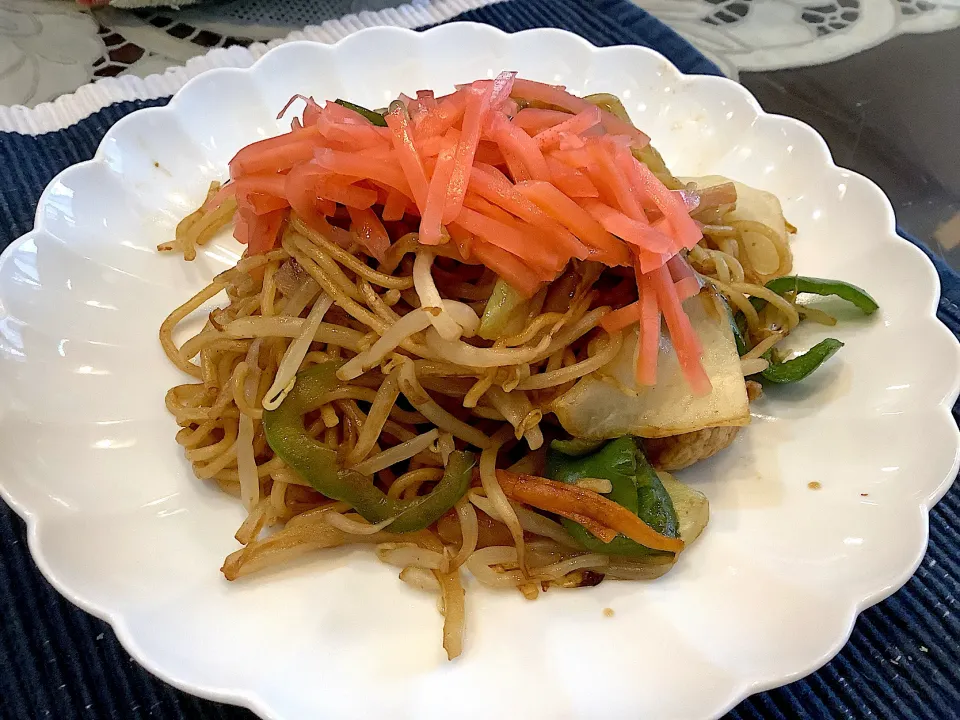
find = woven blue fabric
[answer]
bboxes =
[0,1,957,718]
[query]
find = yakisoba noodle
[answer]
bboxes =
[159,74,877,658]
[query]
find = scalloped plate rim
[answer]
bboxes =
[0,22,958,720]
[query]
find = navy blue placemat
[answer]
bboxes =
[1,1,958,718]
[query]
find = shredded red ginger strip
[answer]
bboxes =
[635,268,662,386]
[600,301,642,334]
[214,72,717,392]
[420,130,460,245]
[668,255,702,301]
[347,207,390,261]
[647,263,710,395]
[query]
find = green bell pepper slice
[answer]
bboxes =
[263,361,475,532]
[759,338,844,384]
[333,99,388,127]
[549,437,606,457]
[546,437,679,557]
[739,275,876,381]
[762,275,879,315]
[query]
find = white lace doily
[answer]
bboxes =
[640,0,960,77]
[1,0,958,118]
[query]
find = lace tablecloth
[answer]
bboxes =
[2,0,959,109]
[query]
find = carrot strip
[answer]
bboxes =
[533,106,602,150]
[558,132,586,150]
[382,190,407,222]
[500,99,519,118]
[246,192,289,215]
[612,141,664,218]
[647,264,710,395]
[285,164,332,229]
[635,269,661,386]
[462,193,517,225]
[668,256,702,301]
[233,173,288,198]
[600,301,642,333]
[420,130,460,245]
[347,207,390,261]
[447,223,474,261]
[203,181,238,212]
[459,195,566,274]
[234,207,253,247]
[449,224,541,295]
[441,86,492,224]
[675,276,701,301]
[633,249,668,274]
[230,128,323,178]
[312,176,377,209]
[416,90,468,138]
[473,162,512,185]
[229,127,320,177]
[510,79,650,147]
[490,114,551,181]
[514,181,629,265]
[499,143,532,183]
[302,98,322,126]
[588,140,646,221]
[416,89,437,110]
[247,208,288,255]
[474,140,506,166]
[323,102,371,124]
[549,508,619,543]
[577,198,674,253]
[277,94,312,121]
[317,116,390,150]
[545,157,599,198]
[370,181,418,216]
[550,147,592,169]
[512,107,572,134]
[312,147,412,197]
[667,254,696,284]
[495,470,684,554]
[463,239,543,297]
[488,71,518,110]
[454,208,562,277]
[385,108,430,212]
[626,158,703,250]
[409,97,429,125]
[468,167,590,260]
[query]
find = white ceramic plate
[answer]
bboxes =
[1,23,958,720]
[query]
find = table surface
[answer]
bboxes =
[0,2,958,719]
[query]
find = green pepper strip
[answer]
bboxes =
[760,338,844,384]
[761,275,879,315]
[263,362,475,532]
[546,437,679,557]
[333,99,388,127]
[549,437,606,457]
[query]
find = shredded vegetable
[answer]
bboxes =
[158,73,878,661]
[183,74,724,390]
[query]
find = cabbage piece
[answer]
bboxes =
[550,293,749,439]
[689,174,787,239]
[657,471,709,544]
[477,278,527,340]
[687,174,788,278]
